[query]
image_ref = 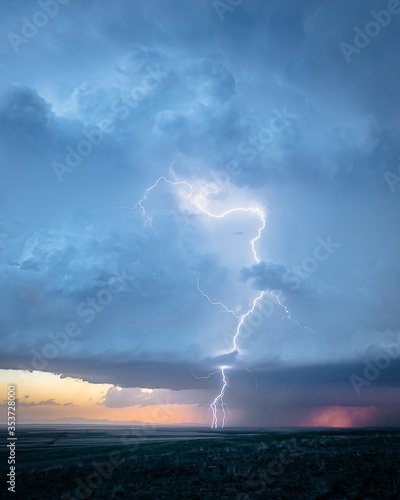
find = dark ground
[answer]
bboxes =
[1,426,399,499]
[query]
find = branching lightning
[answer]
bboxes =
[232,291,265,352]
[275,295,316,335]
[191,369,222,380]
[192,367,228,428]
[196,278,241,319]
[116,175,315,428]
[210,367,227,429]
[246,367,259,395]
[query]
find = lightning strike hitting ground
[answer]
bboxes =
[191,367,230,427]
[210,367,227,429]
[116,176,315,428]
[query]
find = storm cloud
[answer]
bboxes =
[1,0,400,426]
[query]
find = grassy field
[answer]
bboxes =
[1,427,399,499]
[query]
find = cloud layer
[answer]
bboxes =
[1,0,400,426]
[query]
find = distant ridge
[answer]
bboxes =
[2,416,207,426]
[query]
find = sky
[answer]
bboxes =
[0,0,400,428]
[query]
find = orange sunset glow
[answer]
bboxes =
[0,370,209,425]
[301,406,379,428]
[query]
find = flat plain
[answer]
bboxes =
[1,426,399,499]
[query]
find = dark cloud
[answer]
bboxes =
[0,398,59,407]
[240,260,312,294]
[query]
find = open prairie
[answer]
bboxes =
[1,426,399,499]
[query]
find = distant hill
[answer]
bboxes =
[3,416,206,426]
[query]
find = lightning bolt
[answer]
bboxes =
[191,369,222,380]
[196,278,241,319]
[112,176,266,261]
[275,295,316,335]
[116,176,315,428]
[210,367,227,429]
[110,176,193,221]
[191,367,229,427]
[246,367,259,395]
[232,291,265,352]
